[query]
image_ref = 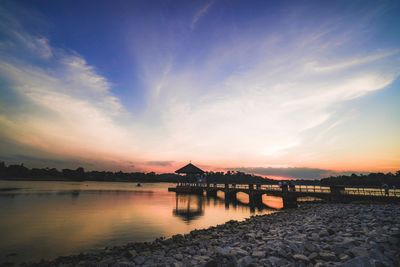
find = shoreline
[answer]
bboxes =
[18,203,400,267]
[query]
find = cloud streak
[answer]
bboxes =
[190,0,215,31]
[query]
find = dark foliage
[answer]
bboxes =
[0,162,276,184]
[0,162,398,186]
[321,171,400,187]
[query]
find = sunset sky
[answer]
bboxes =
[0,0,399,179]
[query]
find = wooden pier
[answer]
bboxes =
[168,183,400,208]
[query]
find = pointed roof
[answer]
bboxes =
[175,163,205,174]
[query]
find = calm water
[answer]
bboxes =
[0,181,282,264]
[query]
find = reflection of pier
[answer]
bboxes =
[209,193,275,212]
[173,194,204,223]
[172,192,276,223]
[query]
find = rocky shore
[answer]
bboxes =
[23,204,399,267]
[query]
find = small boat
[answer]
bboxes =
[136,183,142,187]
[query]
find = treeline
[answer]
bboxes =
[1,162,399,186]
[321,172,400,187]
[0,162,275,184]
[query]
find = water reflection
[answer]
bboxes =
[173,194,204,223]
[171,191,282,225]
[0,181,278,264]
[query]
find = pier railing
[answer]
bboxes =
[176,182,400,197]
[344,187,400,197]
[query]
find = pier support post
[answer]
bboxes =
[282,193,297,209]
[206,189,218,197]
[225,190,237,201]
[329,185,346,203]
[249,192,263,206]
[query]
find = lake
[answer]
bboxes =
[0,180,282,264]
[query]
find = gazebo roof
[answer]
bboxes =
[175,163,205,174]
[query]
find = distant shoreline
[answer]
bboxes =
[2,162,400,187]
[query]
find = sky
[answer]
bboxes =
[0,0,399,179]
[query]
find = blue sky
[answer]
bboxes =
[0,0,399,178]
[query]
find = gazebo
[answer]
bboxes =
[175,163,205,185]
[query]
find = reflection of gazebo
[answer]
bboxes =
[175,163,205,185]
[173,194,204,223]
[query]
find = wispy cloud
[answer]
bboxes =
[304,49,400,73]
[190,0,215,31]
[144,161,175,167]
[0,11,140,167]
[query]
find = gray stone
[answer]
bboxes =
[308,252,318,261]
[341,256,373,267]
[266,256,288,266]
[252,251,265,257]
[174,253,183,260]
[215,246,232,256]
[338,253,350,261]
[310,233,319,241]
[293,254,309,262]
[199,248,207,255]
[112,262,135,267]
[232,247,248,256]
[127,249,137,258]
[304,242,317,253]
[318,252,337,261]
[134,256,145,265]
[319,230,329,237]
[237,255,253,267]
[204,260,218,267]
[349,247,369,258]
[171,262,183,267]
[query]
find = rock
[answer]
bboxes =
[304,241,317,253]
[245,233,256,240]
[199,248,207,255]
[194,255,210,261]
[127,249,137,258]
[171,262,183,267]
[114,262,135,267]
[319,230,329,237]
[341,256,373,267]
[174,253,183,260]
[372,260,387,267]
[349,247,369,258]
[252,251,265,257]
[318,252,337,261]
[204,260,218,267]
[338,253,350,261]
[293,254,309,262]
[134,256,145,265]
[310,233,319,241]
[215,246,232,257]
[327,228,335,235]
[237,255,253,267]
[266,256,288,266]
[388,236,399,245]
[277,249,288,258]
[232,247,248,256]
[308,252,318,261]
